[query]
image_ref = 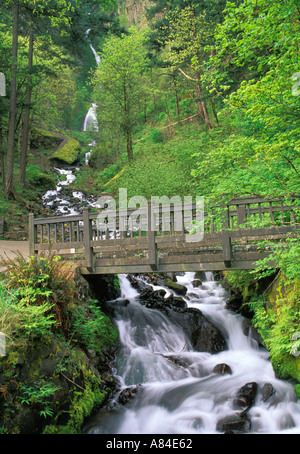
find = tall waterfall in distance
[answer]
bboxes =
[83,29,101,165]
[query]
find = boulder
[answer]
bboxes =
[213,363,232,375]
[118,385,143,406]
[165,307,227,354]
[216,414,251,433]
[233,382,257,412]
[50,138,81,165]
[30,128,63,150]
[165,279,187,296]
[262,382,276,402]
[191,279,202,288]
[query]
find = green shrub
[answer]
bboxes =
[0,250,77,332]
[26,165,56,191]
[149,128,164,144]
[69,299,119,355]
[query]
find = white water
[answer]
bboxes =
[42,31,100,215]
[84,272,300,435]
[83,30,100,166]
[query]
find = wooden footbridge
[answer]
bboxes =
[28,197,299,275]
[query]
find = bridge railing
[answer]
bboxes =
[29,196,299,271]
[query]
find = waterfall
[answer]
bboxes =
[83,30,101,166]
[42,29,101,215]
[83,272,300,435]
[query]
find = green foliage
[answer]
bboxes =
[0,250,77,331]
[19,382,61,418]
[69,298,119,355]
[195,0,300,204]
[25,165,56,191]
[149,128,164,144]
[0,278,56,345]
[92,27,150,162]
[247,238,300,384]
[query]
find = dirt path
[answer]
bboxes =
[0,241,29,261]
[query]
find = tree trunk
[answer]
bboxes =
[20,25,34,187]
[0,124,5,189]
[126,126,133,163]
[172,71,180,123]
[124,82,133,163]
[196,79,212,131]
[5,1,19,198]
[210,98,219,125]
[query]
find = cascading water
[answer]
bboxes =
[42,30,101,215]
[83,272,300,435]
[83,30,101,166]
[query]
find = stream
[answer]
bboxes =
[83,272,300,435]
[40,30,300,436]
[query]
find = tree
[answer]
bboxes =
[1,0,118,196]
[92,28,149,163]
[5,1,19,198]
[166,6,215,130]
[146,0,232,130]
[192,0,300,203]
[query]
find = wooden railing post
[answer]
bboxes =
[237,204,247,227]
[83,208,93,270]
[222,206,232,268]
[148,200,157,270]
[28,213,35,256]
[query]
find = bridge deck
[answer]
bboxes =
[28,196,299,274]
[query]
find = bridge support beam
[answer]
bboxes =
[222,230,232,268]
[222,207,232,268]
[83,208,93,271]
[148,201,157,270]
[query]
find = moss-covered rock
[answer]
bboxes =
[50,138,81,165]
[30,128,63,150]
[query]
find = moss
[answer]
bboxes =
[51,138,81,165]
[43,364,107,434]
[30,128,63,150]
[223,271,300,392]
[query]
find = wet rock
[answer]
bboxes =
[155,289,167,298]
[39,358,60,377]
[233,382,257,412]
[262,383,276,402]
[279,413,295,430]
[167,272,177,282]
[191,279,202,288]
[213,363,232,375]
[195,271,206,280]
[118,385,143,406]
[165,307,227,354]
[171,296,187,308]
[165,279,188,296]
[216,414,251,433]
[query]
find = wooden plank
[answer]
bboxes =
[34,242,84,251]
[81,259,275,275]
[231,225,297,239]
[34,214,83,225]
[94,257,151,267]
[222,230,232,267]
[90,237,149,247]
[28,213,34,256]
[83,208,93,269]
[148,201,157,270]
